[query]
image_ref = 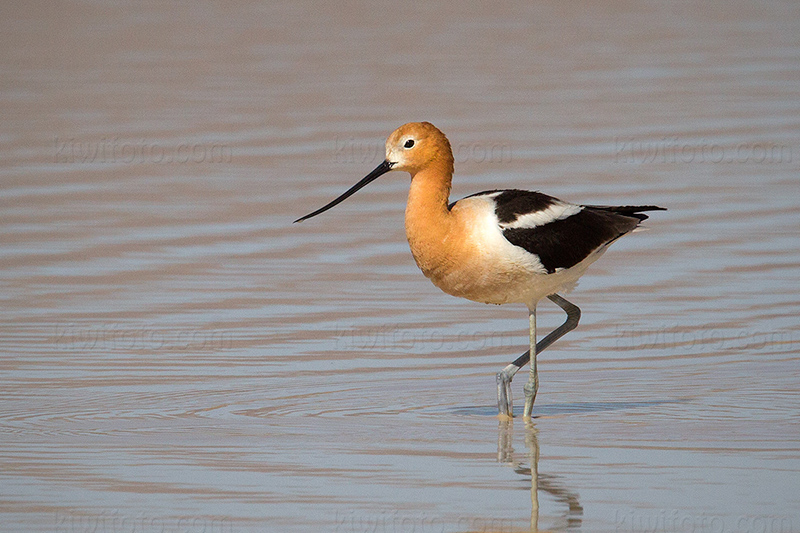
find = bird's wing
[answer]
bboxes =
[488,190,647,274]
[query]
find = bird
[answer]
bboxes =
[295,122,664,418]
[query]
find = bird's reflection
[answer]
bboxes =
[497,420,583,531]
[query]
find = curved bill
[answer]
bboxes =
[294,160,394,223]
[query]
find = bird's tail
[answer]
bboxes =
[584,204,666,222]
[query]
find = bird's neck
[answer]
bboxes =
[404,162,455,278]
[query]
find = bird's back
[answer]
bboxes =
[431,189,664,305]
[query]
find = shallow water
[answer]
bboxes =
[2,1,799,531]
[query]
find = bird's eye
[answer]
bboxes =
[404,139,415,149]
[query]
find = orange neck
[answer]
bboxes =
[404,160,455,278]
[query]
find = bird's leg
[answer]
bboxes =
[497,349,531,416]
[545,294,581,353]
[522,306,538,419]
[522,294,581,418]
[496,294,581,417]
[496,362,518,417]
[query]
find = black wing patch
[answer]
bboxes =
[449,189,559,215]
[492,190,560,224]
[502,207,642,273]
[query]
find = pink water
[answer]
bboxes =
[2,1,799,531]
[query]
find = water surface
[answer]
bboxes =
[1,1,799,531]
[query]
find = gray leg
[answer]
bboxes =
[496,294,581,417]
[523,306,538,419]
[497,364,516,417]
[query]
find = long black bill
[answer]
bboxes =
[294,160,394,223]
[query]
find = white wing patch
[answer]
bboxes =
[499,202,583,230]
[456,193,549,275]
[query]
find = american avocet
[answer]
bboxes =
[296,122,664,418]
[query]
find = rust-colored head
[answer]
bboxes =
[385,122,454,175]
[294,122,454,223]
